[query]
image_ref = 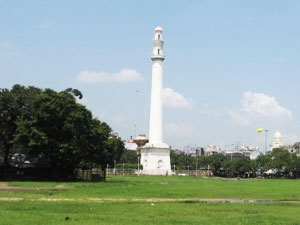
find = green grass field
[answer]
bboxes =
[1,175,300,225]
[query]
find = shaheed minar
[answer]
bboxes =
[140,26,172,175]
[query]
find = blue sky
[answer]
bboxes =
[1,1,300,151]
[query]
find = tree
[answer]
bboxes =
[0,88,15,176]
[15,88,106,179]
[82,119,125,180]
[0,85,41,176]
[104,136,125,175]
[256,153,271,172]
[232,157,252,177]
[119,149,139,164]
[270,148,291,176]
[288,153,300,178]
[170,150,188,170]
[0,85,126,180]
[207,154,227,176]
[15,88,87,178]
[222,158,234,177]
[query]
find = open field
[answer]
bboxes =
[1,175,300,224]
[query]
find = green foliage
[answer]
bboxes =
[232,157,252,176]
[170,151,191,170]
[207,154,227,174]
[105,137,125,164]
[0,85,42,175]
[0,84,125,180]
[270,148,291,170]
[119,149,139,164]
[168,147,300,178]
[253,148,300,177]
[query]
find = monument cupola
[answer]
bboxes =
[151,26,165,61]
[272,131,283,149]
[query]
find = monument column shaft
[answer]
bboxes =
[140,26,171,175]
[149,60,163,145]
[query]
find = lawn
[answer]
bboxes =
[1,175,300,225]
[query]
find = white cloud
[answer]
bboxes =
[77,69,143,83]
[162,87,193,108]
[242,92,292,118]
[229,91,293,125]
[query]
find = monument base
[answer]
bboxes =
[140,146,173,175]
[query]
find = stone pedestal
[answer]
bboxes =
[140,146,173,175]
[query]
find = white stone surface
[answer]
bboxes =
[140,147,172,175]
[141,26,172,175]
[148,60,165,146]
[272,131,283,149]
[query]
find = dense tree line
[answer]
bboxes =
[170,150,253,177]
[169,148,300,178]
[0,85,125,180]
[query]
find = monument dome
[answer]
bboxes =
[272,131,283,150]
[274,131,282,139]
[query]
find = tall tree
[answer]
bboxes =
[86,120,125,180]
[270,148,291,172]
[232,157,252,177]
[15,88,92,178]
[0,85,41,176]
[207,154,227,175]
[288,153,300,178]
[0,88,15,176]
[14,86,122,180]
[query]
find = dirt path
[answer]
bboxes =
[0,195,299,204]
[0,182,68,192]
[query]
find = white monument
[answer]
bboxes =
[140,27,172,175]
[271,131,283,150]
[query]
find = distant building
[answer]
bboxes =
[225,145,261,160]
[205,145,222,155]
[291,142,300,156]
[280,143,300,157]
[271,131,283,150]
[184,146,204,157]
[269,131,300,157]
